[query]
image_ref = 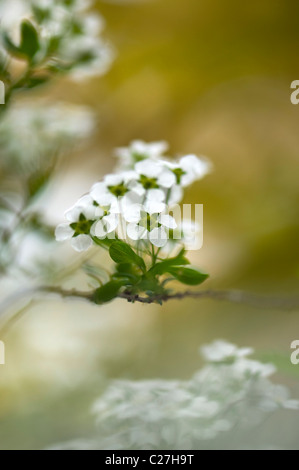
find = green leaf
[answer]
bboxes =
[2,33,23,58]
[137,278,166,296]
[83,264,109,284]
[109,241,146,271]
[149,249,190,276]
[92,236,115,249]
[167,266,209,285]
[92,280,125,305]
[19,20,40,59]
[114,263,141,283]
[27,167,53,199]
[26,75,50,89]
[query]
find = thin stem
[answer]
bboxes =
[2,285,299,313]
[1,286,299,335]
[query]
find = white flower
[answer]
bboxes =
[165,154,212,187]
[115,140,169,170]
[90,171,137,206]
[124,200,177,247]
[201,340,253,363]
[55,195,97,252]
[130,160,176,199]
[91,202,119,239]
[61,37,114,82]
[56,194,120,249]
[50,340,299,451]
[233,358,276,378]
[0,103,95,174]
[258,384,299,412]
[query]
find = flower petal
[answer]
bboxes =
[146,188,165,203]
[65,205,82,222]
[104,174,122,186]
[123,203,142,223]
[90,182,107,200]
[71,234,92,252]
[104,213,119,233]
[127,223,147,241]
[135,160,161,178]
[159,214,177,229]
[55,223,74,241]
[149,227,168,247]
[168,185,183,205]
[158,169,176,188]
[144,200,166,215]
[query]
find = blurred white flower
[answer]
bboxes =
[0,0,113,81]
[59,36,114,82]
[0,103,95,174]
[49,340,299,450]
[201,340,253,362]
[115,140,169,170]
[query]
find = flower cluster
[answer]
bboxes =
[0,102,95,175]
[49,341,299,450]
[55,141,211,301]
[56,140,211,251]
[0,0,113,85]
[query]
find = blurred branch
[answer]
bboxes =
[40,286,299,309]
[1,285,299,335]
[1,285,299,317]
[120,290,299,309]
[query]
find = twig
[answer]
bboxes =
[32,286,299,310]
[117,289,299,309]
[0,300,35,337]
[1,286,299,335]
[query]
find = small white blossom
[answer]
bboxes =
[56,194,120,249]
[201,340,253,362]
[131,160,176,198]
[91,171,137,206]
[124,200,177,247]
[165,154,212,187]
[55,195,97,252]
[1,0,113,81]
[115,140,169,170]
[60,36,114,82]
[0,103,95,174]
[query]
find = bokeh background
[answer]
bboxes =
[0,0,299,449]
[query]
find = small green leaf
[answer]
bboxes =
[109,241,146,271]
[83,264,108,284]
[2,33,23,58]
[92,236,115,249]
[167,266,209,285]
[114,263,141,284]
[27,166,53,199]
[92,280,125,305]
[26,75,50,89]
[149,249,190,276]
[19,20,40,59]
